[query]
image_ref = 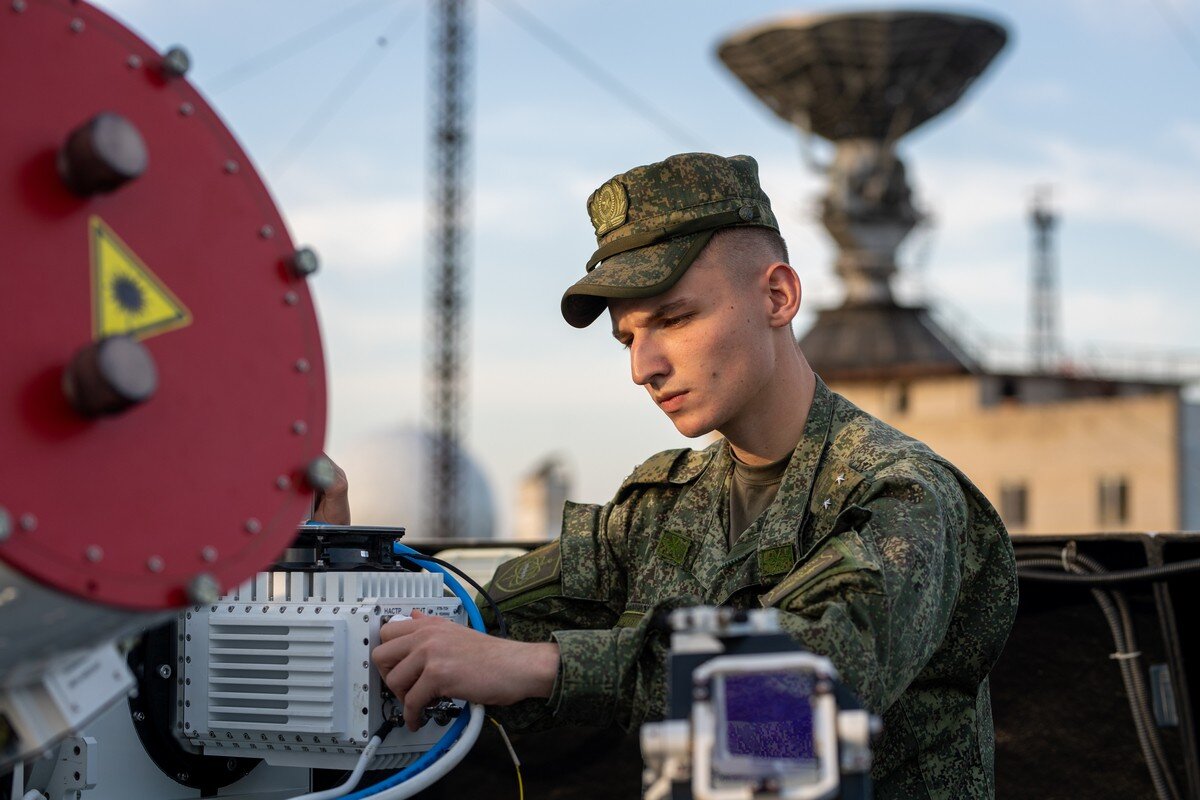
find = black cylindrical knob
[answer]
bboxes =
[62,336,158,418]
[57,112,149,197]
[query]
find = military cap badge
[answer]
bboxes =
[588,178,629,237]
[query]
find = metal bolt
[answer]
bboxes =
[292,420,308,436]
[259,224,274,239]
[179,102,194,117]
[0,508,11,541]
[223,160,239,174]
[283,291,299,306]
[288,247,319,278]
[161,46,190,77]
[201,546,218,563]
[275,475,292,490]
[305,455,335,490]
[244,518,261,534]
[294,358,311,373]
[12,1,27,12]
[147,555,164,573]
[126,54,141,69]
[19,513,37,532]
[85,545,103,562]
[157,664,172,679]
[176,772,189,782]
[187,573,221,604]
[362,661,368,669]
[132,711,145,722]
[69,18,84,33]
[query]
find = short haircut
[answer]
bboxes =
[705,227,790,284]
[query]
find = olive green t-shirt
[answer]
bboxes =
[728,452,791,547]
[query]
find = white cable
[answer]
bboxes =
[643,756,681,800]
[366,702,485,800]
[286,735,384,800]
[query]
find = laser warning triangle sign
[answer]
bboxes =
[90,216,192,341]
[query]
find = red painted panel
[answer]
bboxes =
[0,0,327,609]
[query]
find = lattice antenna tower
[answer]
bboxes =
[427,0,472,539]
[1029,186,1059,372]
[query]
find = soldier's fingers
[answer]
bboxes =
[371,633,415,679]
[382,646,427,702]
[379,617,417,643]
[402,672,439,732]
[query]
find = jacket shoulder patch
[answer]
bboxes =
[488,541,561,604]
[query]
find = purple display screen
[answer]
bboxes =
[721,671,816,761]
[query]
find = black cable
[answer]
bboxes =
[400,552,509,639]
[1016,557,1200,586]
[272,9,418,174]
[207,0,394,93]
[486,0,702,150]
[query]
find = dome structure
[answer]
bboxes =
[334,425,496,540]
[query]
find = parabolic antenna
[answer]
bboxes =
[718,10,1007,142]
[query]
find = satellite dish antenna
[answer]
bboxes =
[718,10,1007,306]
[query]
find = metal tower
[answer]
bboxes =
[427,0,471,539]
[1029,187,1058,372]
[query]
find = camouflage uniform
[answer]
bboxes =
[489,153,1019,799]
[488,380,1017,798]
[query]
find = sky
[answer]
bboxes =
[92,0,1200,536]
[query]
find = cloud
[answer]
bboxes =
[286,196,424,275]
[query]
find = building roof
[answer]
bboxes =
[799,302,977,381]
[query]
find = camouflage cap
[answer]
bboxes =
[561,152,779,328]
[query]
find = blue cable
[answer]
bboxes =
[339,541,482,799]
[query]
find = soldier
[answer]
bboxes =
[371,152,1018,799]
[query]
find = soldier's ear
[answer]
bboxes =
[765,262,801,328]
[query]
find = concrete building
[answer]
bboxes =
[802,311,1200,533]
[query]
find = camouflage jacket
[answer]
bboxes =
[485,379,1018,800]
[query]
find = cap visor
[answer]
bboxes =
[560,231,714,328]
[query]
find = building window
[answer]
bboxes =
[1000,483,1028,529]
[1098,477,1129,527]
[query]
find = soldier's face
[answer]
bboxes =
[609,246,776,439]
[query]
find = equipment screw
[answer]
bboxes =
[69,17,83,32]
[161,46,190,77]
[288,247,320,278]
[276,475,291,490]
[85,545,103,562]
[12,1,27,12]
[201,546,218,563]
[259,225,274,239]
[132,711,146,722]
[187,573,221,604]
[305,456,336,491]
[19,513,37,532]
[157,664,172,679]
[244,518,262,534]
[147,555,164,573]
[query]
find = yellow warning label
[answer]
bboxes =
[90,216,192,341]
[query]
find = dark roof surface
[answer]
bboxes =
[799,303,976,380]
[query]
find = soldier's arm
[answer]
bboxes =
[761,459,965,714]
[481,499,632,731]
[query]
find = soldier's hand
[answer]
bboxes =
[311,456,350,525]
[372,611,559,731]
